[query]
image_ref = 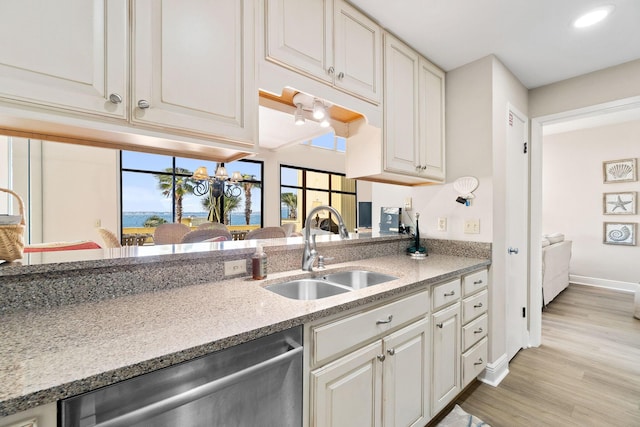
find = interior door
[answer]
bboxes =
[505,104,529,361]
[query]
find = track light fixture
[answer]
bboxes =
[292,92,332,128]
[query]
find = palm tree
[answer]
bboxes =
[143,215,167,228]
[155,168,196,224]
[281,192,298,219]
[241,175,261,225]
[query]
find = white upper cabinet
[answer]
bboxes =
[0,0,127,118]
[418,58,446,181]
[265,0,381,104]
[383,33,420,176]
[132,0,256,144]
[384,32,445,182]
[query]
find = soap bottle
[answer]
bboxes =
[252,244,267,280]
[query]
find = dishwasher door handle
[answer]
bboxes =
[94,344,303,427]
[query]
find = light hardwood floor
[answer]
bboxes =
[455,284,640,426]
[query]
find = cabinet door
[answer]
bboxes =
[311,341,383,427]
[417,57,445,181]
[265,0,333,84]
[333,0,381,103]
[383,33,420,176]
[132,0,256,144]
[432,302,461,415]
[0,0,127,118]
[383,318,430,427]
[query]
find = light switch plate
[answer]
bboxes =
[464,219,480,234]
[437,217,447,232]
[224,259,247,276]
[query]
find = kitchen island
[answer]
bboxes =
[0,236,490,420]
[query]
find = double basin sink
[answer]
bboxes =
[265,270,398,300]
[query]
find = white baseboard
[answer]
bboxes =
[477,353,509,387]
[570,275,639,293]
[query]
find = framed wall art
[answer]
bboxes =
[603,222,636,246]
[603,192,636,215]
[603,158,637,183]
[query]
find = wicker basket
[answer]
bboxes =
[0,187,26,262]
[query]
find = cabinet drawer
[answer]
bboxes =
[312,290,429,366]
[463,270,488,296]
[462,289,488,323]
[462,337,488,388]
[432,279,461,311]
[462,314,488,351]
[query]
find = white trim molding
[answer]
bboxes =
[570,276,638,293]
[477,353,509,387]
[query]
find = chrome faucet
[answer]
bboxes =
[302,205,350,271]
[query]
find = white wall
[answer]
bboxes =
[40,142,119,243]
[529,59,640,118]
[543,120,640,289]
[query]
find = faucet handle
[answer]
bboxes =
[317,255,335,269]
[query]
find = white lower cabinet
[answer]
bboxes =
[311,318,429,427]
[309,290,430,427]
[308,268,489,426]
[431,301,461,416]
[312,341,383,427]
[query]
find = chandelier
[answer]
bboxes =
[192,163,243,198]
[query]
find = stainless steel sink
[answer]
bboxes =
[321,270,398,290]
[265,279,352,300]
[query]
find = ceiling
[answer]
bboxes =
[260,0,640,149]
[349,0,640,89]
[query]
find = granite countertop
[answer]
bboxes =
[0,253,490,417]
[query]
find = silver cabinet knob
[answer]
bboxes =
[337,71,345,79]
[108,93,123,104]
[387,348,395,356]
[137,99,150,109]
[508,247,519,255]
[436,322,443,328]
[377,354,386,362]
[327,66,335,75]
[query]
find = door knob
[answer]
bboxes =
[508,247,519,254]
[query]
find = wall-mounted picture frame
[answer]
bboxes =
[603,158,637,183]
[603,222,636,246]
[603,192,637,215]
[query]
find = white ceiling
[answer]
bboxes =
[349,0,640,89]
[260,1,640,148]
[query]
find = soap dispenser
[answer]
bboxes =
[252,244,267,280]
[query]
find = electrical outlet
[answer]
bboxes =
[404,197,412,211]
[464,219,480,234]
[94,219,101,228]
[437,217,447,231]
[224,259,247,276]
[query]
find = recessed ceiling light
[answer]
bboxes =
[573,5,615,28]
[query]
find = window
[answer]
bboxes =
[280,165,357,233]
[121,151,263,234]
[300,132,347,152]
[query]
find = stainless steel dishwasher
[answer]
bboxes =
[60,327,302,427]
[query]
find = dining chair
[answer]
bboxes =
[96,227,122,248]
[180,228,232,243]
[196,222,229,231]
[244,227,287,240]
[153,223,191,245]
